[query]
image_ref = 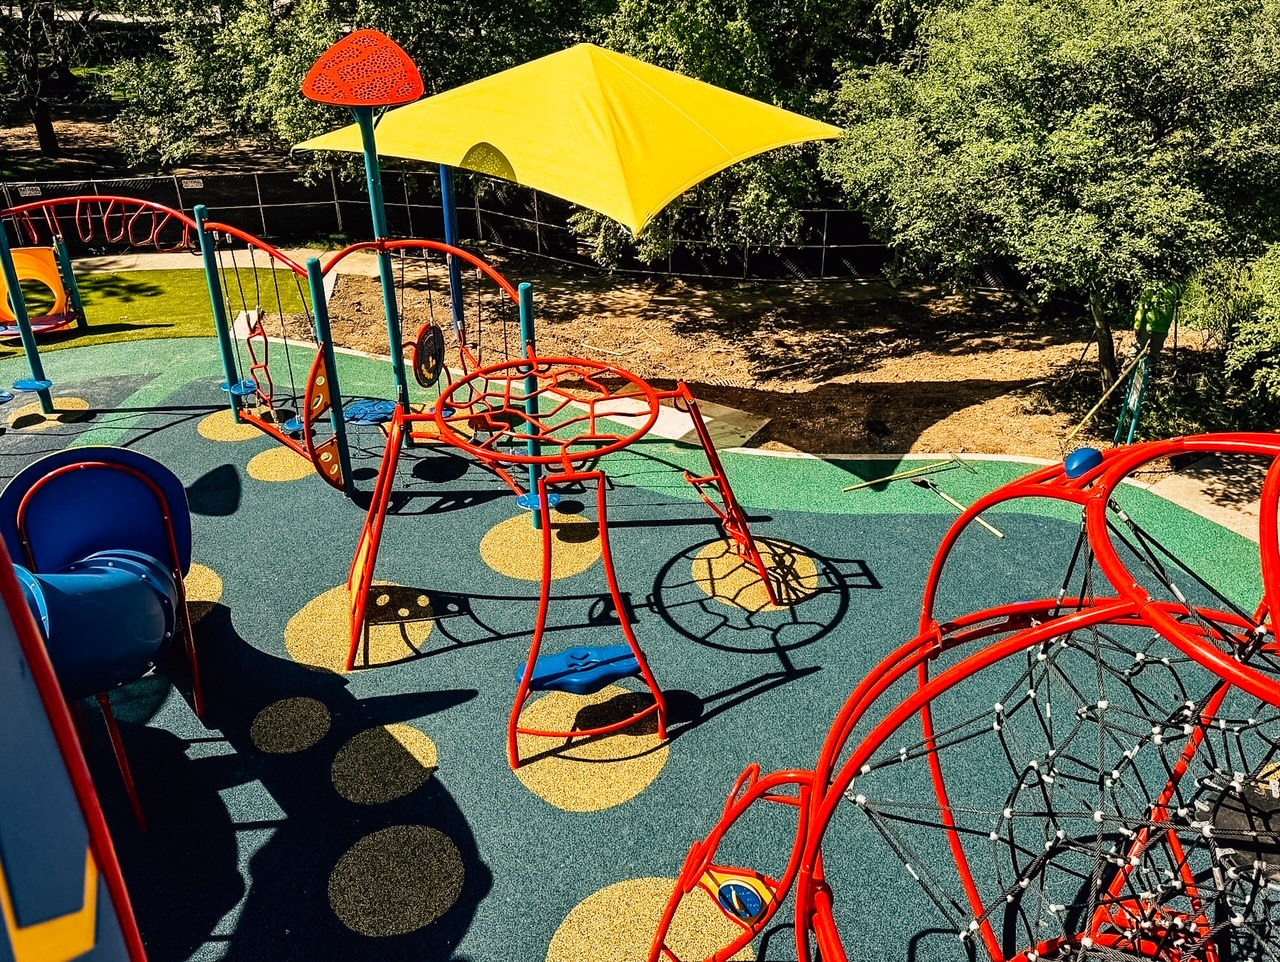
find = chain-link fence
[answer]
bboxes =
[1,171,890,281]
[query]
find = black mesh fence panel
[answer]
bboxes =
[1,171,907,282]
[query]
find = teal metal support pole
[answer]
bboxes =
[518,282,543,530]
[52,236,86,330]
[353,105,410,411]
[439,164,467,342]
[195,204,243,424]
[0,224,53,414]
[308,257,355,496]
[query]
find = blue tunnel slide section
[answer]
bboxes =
[14,550,178,703]
[0,447,192,706]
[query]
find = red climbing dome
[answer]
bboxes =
[301,29,424,107]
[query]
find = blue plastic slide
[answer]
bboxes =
[0,446,193,703]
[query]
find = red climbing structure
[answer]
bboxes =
[347,342,784,769]
[648,432,1280,962]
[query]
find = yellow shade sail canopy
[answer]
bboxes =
[298,43,842,236]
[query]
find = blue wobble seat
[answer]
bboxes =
[518,644,641,696]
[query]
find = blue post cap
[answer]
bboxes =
[13,379,53,393]
[516,492,561,511]
[1064,447,1104,478]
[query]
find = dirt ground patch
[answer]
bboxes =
[8,113,1197,462]
[307,251,1189,461]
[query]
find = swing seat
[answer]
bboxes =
[13,379,53,393]
[518,644,640,696]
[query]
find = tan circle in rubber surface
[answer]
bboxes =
[332,724,438,805]
[480,510,600,581]
[197,407,262,442]
[513,685,668,812]
[328,825,463,937]
[250,697,331,753]
[7,397,90,431]
[285,583,434,674]
[247,445,314,482]
[184,563,224,625]
[546,876,755,962]
[692,538,820,612]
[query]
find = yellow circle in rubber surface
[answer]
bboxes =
[692,538,820,612]
[328,825,463,937]
[197,407,262,442]
[247,445,314,482]
[250,696,331,754]
[285,583,434,674]
[480,510,600,581]
[546,876,755,962]
[7,397,90,431]
[332,724,438,805]
[513,685,668,812]
[185,563,224,625]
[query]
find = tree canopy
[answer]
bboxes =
[1,0,102,155]
[823,0,1280,385]
[107,0,606,165]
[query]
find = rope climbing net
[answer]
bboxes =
[650,433,1280,962]
[433,354,661,473]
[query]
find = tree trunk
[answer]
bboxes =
[1089,292,1119,391]
[30,99,62,158]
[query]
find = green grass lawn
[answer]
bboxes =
[1,268,309,359]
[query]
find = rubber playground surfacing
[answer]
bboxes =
[0,335,1260,962]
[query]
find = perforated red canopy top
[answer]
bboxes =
[302,29,424,107]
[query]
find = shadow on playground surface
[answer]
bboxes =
[0,337,1262,962]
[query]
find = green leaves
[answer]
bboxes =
[826,0,1280,307]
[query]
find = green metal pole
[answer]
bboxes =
[353,105,410,411]
[52,236,86,330]
[0,225,54,414]
[519,282,544,530]
[308,257,354,496]
[195,205,243,424]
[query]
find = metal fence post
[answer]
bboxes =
[330,170,344,234]
[533,192,543,256]
[821,210,829,280]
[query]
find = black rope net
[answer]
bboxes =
[839,502,1279,962]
